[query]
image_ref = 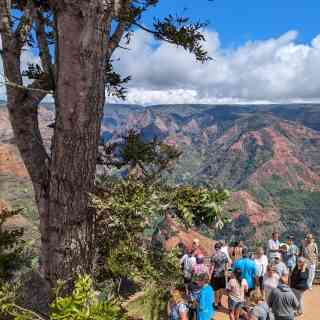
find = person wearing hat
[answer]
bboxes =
[290,257,309,316]
[301,233,318,289]
[196,273,215,320]
[273,255,289,278]
[282,236,299,275]
[233,247,257,296]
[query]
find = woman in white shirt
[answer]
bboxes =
[263,264,280,301]
[254,247,268,294]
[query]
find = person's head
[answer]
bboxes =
[249,290,264,305]
[196,255,204,265]
[198,272,209,286]
[306,233,314,244]
[287,235,294,245]
[255,247,264,258]
[280,274,289,285]
[233,241,239,247]
[214,242,222,252]
[297,257,306,270]
[242,247,249,258]
[266,264,276,276]
[187,246,193,256]
[171,288,185,304]
[233,268,243,284]
[274,255,282,264]
[272,232,279,240]
[192,238,200,250]
[280,244,288,252]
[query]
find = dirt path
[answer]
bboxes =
[215,286,320,320]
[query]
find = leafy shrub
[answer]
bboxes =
[0,275,126,320]
[0,208,25,282]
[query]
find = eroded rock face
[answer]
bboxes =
[154,215,215,256]
[0,144,28,177]
[1,103,320,242]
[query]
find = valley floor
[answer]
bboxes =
[215,286,320,320]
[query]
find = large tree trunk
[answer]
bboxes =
[43,3,107,286]
[0,0,122,289]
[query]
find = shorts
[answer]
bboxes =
[184,276,192,286]
[228,297,243,311]
[211,275,226,290]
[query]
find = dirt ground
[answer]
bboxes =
[215,286,320,320]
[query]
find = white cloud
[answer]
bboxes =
[110,29,320,105]
[3,30,320,105]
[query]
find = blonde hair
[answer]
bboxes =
[171,289,185,304]
[250,290,264,305]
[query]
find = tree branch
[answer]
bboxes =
[107,20,128,58]
[0,1,51,188]
[12,0,35,52]
[34,10,56,91]
[107,0,131,58]
[132,21,175,44]
[0,0,13,40]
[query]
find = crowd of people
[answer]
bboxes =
[167,232,319,320]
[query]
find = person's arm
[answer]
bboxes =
[209,257,214,277]
[225,279,233,295]
[252,261,259,286]
[233,260,238,271]
[243,280,249,294]
[167,300,172,317]
[267,290,274,308]
[269,240,279,253]
[180,311,188,320]
[291,292,300,310]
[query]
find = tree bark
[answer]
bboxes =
[0,0,125,289]
[44,2,108,286]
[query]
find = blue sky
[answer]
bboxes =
[143,0,319,48]
[109,0,320,105]
[3,1,320,104]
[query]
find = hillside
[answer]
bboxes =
[1,102,320,244]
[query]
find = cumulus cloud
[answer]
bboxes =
[2,30,320,105]
[110,29,320,105]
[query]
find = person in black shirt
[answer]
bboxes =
[290,257,309,316]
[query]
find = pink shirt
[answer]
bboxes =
[192,264,209,276]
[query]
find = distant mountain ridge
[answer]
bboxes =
[1,102,320,243]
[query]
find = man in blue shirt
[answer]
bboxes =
[233,247,257,294]
[283,235,299,273]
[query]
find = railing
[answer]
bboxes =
[203,256,320,284]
